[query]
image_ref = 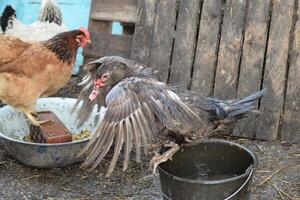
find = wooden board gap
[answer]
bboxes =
[211,0,226,97]
[174,0,180,31]
[167,38,176,84]
[258,0,274,109]
[236,0,250,98]
[167,0,180,84]
[188,0,204,90]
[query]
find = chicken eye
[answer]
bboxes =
[101,73,109,80]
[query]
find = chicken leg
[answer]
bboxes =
[25,111,50,126]
[150,142,180,173]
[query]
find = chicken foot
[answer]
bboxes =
[150,142,180,173]
[25,111,51,126]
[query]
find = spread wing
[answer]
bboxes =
[79,77,204,175]
[72,56,153,127]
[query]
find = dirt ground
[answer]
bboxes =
[0,76,299,200]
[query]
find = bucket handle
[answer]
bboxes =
[153,165,254,200]
[152,172,172,200]
[224,165,254,200]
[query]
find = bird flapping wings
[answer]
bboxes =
[72,56,156,127]
[74,56,266,176]
[74,57,204,176]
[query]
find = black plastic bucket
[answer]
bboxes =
[157,139,256,200]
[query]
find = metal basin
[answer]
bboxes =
[158,139,257,200]
[0,98,102,168]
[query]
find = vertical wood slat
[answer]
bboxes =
[233,0,270,138]
[88,20,112,34]
[168,0,201,89]
[131,0,158,66]
[83,0,112,63]
[256,0,295,140]
[282,0,300,143]
[191,0,225,96]
[149,0,177,82]
[87,0,112,34]
[213,0,247,99]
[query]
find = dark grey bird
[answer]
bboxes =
[73,56,266,176]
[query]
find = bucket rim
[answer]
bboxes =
[157,139,257,185]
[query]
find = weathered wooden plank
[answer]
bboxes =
[83,20,111,64]
[83,22,112,64]
[233,0,270,138]
[90,0,138,23]
[282,1,300,143]
[168,0,202,88]
[88,20,112,34]
[256,0,295,140]
[83,0,112,64]
[88,0,112,34]
[191,0,225,95]
[130,0,157,65]
[83,32,133,58]
[149,0,177,82]
[213,0,247,99]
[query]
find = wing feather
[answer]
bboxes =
[134,109,149,154]
[79,77,204,175]
[141,102,157,135]
[89,123,116,171]
[130,113,142,162]
[108,123,125,175]
[80,122,110,166]
[123,118,133,171]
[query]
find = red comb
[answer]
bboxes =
[79,27,90,39]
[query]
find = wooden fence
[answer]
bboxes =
[83,0,300,143]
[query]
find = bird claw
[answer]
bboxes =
[150,142,180,174]
[25,111,53,126]
[32,119,53,126]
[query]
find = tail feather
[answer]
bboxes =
[38,0,63,25]
[203,89,266,119]
[0,5,16,32]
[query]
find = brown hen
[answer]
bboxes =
[0,28,90,125]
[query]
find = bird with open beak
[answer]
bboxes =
[73,56,266,176]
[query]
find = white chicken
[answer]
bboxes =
[0,0,68,42]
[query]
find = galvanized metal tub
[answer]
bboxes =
[158,139,256,200]
[0,97,102,168]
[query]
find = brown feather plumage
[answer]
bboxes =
[0,30,88,120]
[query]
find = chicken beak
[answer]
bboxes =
[89,79,104,101]
[87,39,91,44]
